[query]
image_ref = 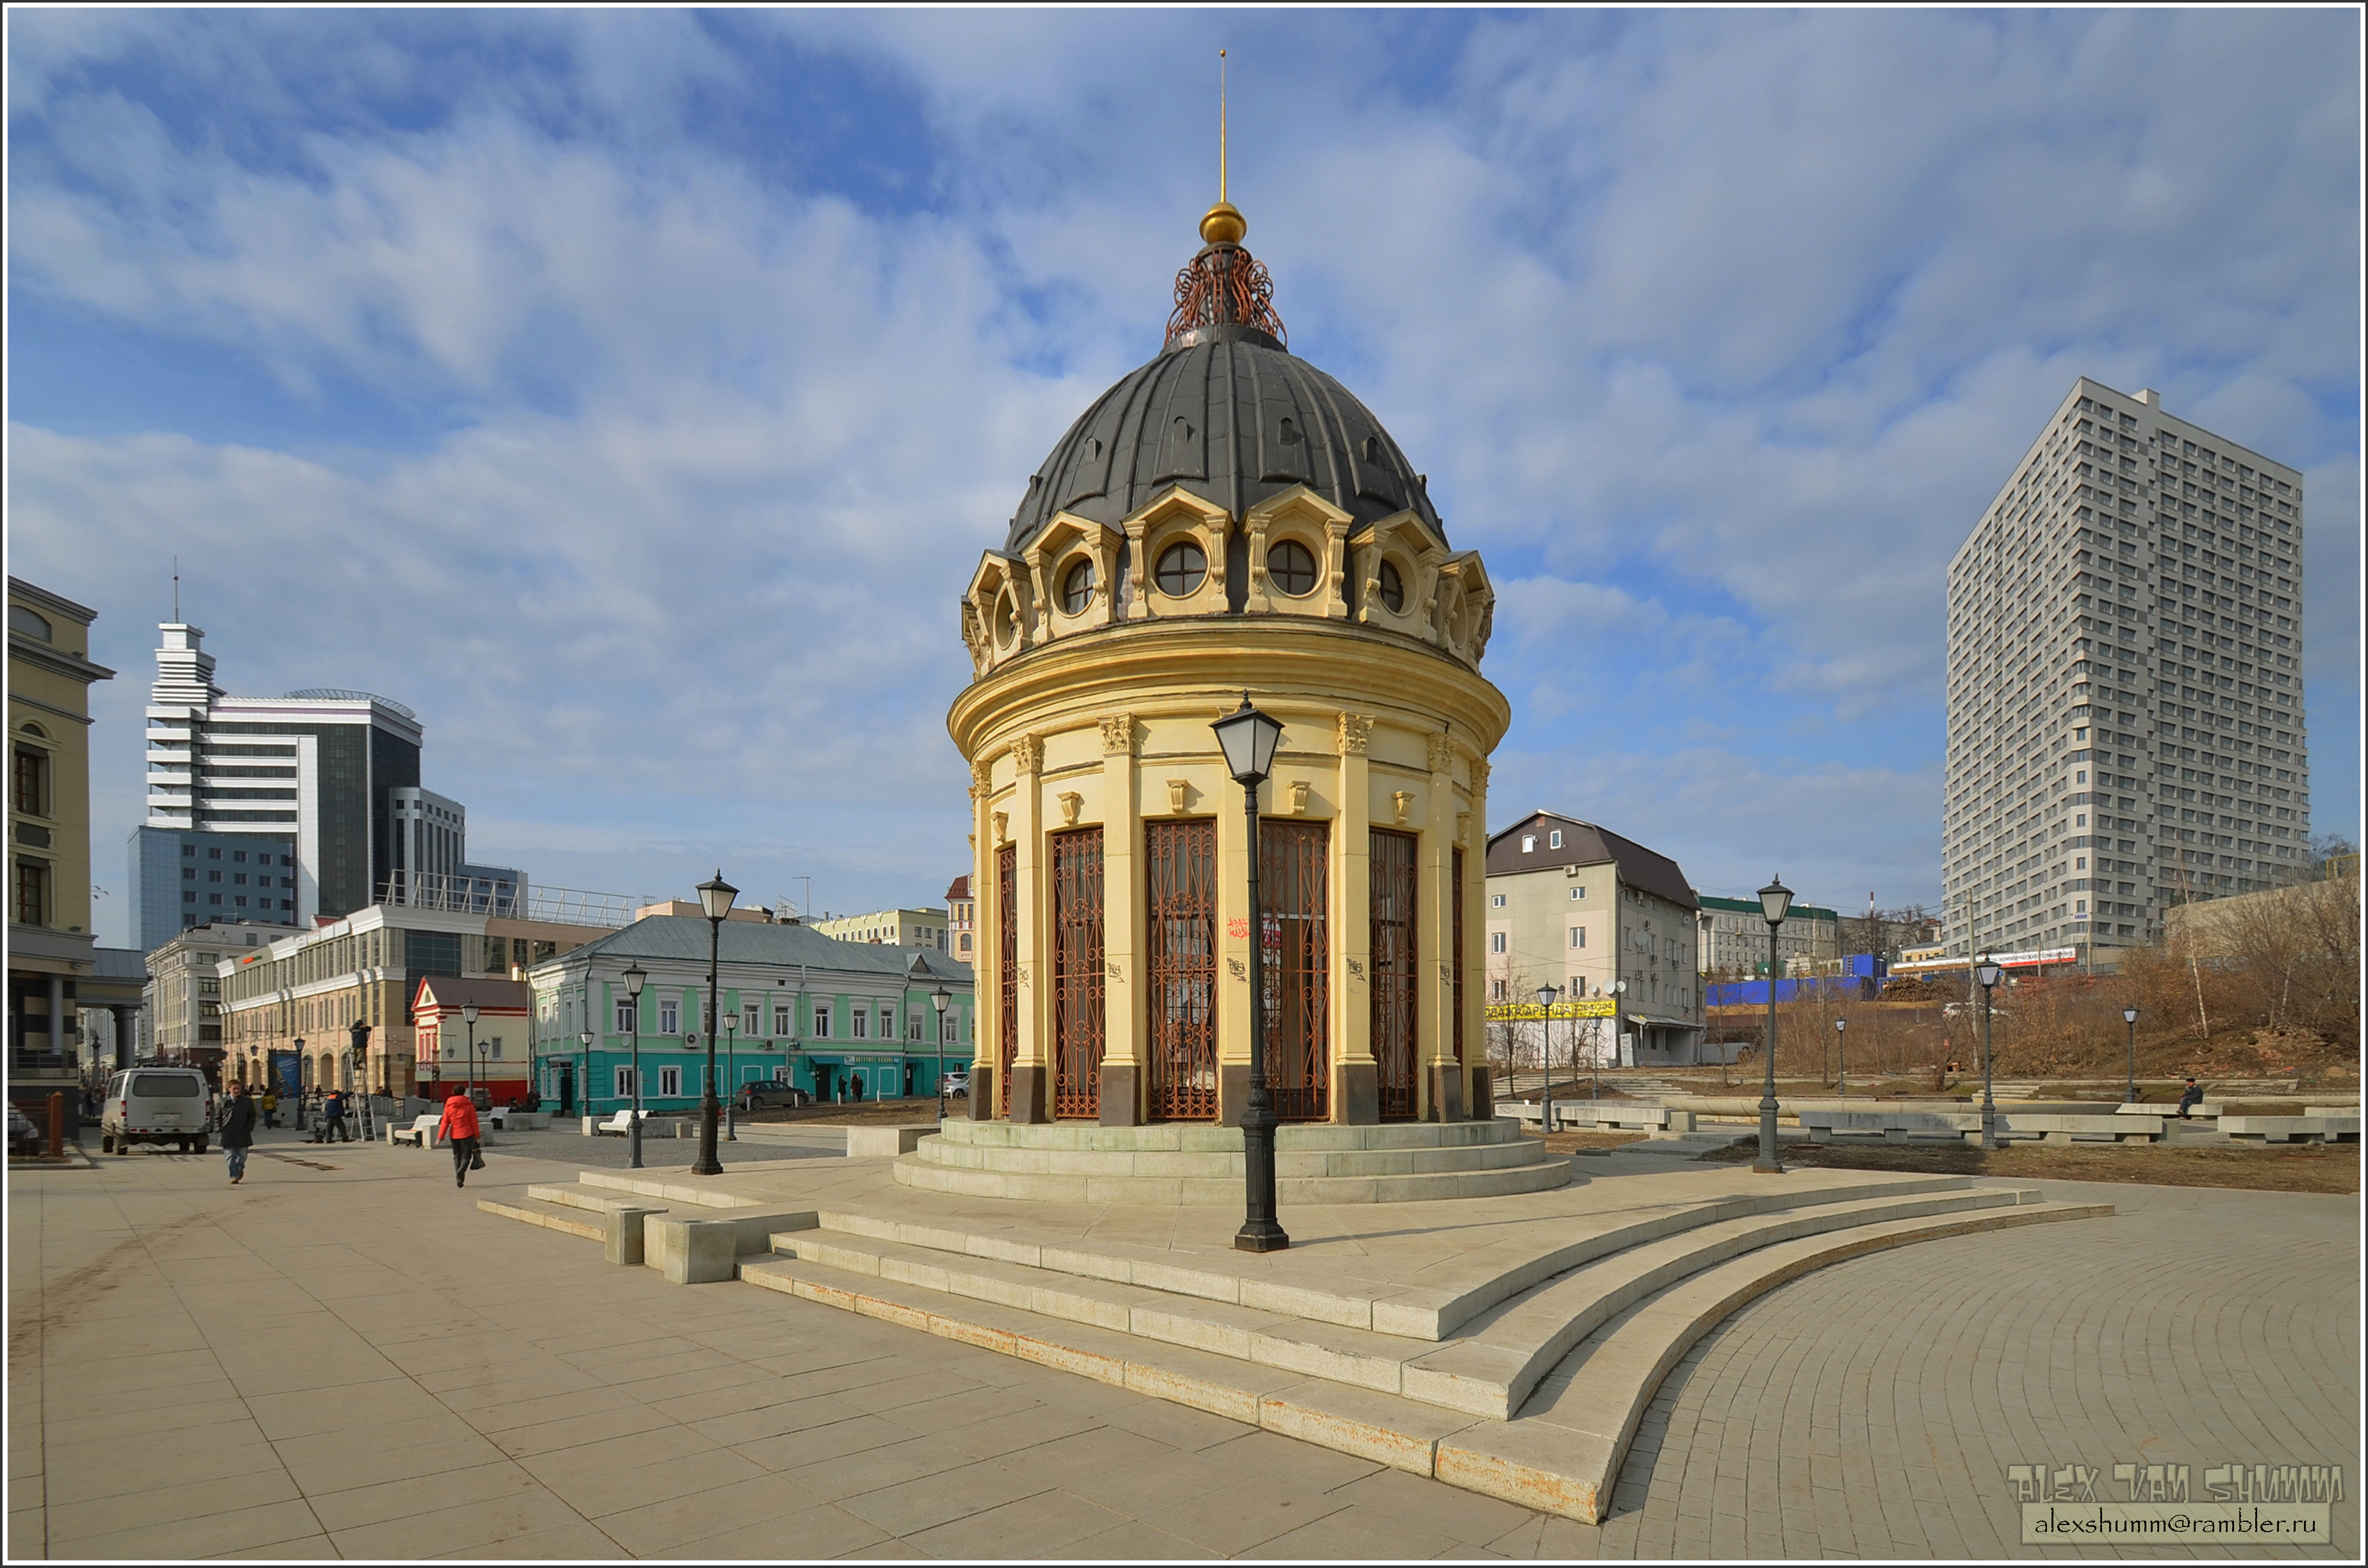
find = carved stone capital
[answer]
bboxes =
[1098,712,1138,756]
[1010,733,1044,775]
[1336,712,1375,756]
[1471,756,1492,794]
[968,758,992,800]
[1426,733,1457,774]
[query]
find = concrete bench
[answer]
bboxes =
[388,1114,441,1148]
[847,1124,939,1157]
[486,1108,549,1131]
[2117,1102,2223,1119]
[1994,1113,2164,1144]
[2221,1115,2360,1145]
[1506,1102,1691,1134]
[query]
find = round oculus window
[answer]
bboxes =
[1060,558,1096,614]
[1154,540,1207,596]
[1377,559,1406,614]
[1267,539,1319,598]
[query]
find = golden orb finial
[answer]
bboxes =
[1200,200,1246,245]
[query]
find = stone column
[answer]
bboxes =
[1421,734,1466,1122]
[111,1005,136,1070]
[1097,713,1143,1125]
[47,974,65,1058]
[1331,712,1378,1124]
[967,760,997,1121]
[1466,756,1493,1116]
[1006,733,1049,1123]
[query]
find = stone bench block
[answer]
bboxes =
[649,1216,743,1284]
[846,1124,940,1158]
[2221,1115,2361,1144]
[603,1205,666,1267]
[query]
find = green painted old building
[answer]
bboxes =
[525,914,973,1115]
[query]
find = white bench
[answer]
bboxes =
[2221,1115,2361,1145]
[388,1114,441,1148]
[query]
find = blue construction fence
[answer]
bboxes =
[1705,954,1887,1009]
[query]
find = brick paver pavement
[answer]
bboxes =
[8,1134,2355,1558]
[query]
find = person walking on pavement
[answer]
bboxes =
[438,1089,482,1188]
[2177,1077,2205,1119]
[220,1081,258,1184]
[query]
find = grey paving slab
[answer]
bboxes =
[10,1125,2355,1559]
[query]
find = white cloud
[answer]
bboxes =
[6,8,2356,947]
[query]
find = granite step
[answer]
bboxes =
[474,1195,606,1241]
[738,1196,2111,1519]
[819,1170,1991,1341]
[892,1154,1574,1206]
[1436,1198,2116,1521]
[778,1184,2041,1419]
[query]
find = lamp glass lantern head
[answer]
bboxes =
[1975,956,2004,990]
[1835,1017,1846,1033]
[1534,983,1559,1008]
[579,1031,593,1049]
[622,963,647,999]
[930,985,951,1017]
[697,870,739,922]
[1211,693,1284,787]
[2123,1006,2140,1025]
[1757,876,1794,927]
[461,1003,479,1025]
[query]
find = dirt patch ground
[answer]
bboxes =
[1698,1135,2360,1195]
[1542,1129,1652,1154]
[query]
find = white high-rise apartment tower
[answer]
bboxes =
[1943,377,2310,968]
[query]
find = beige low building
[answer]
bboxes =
[1484,812,1705,1066]
[144,919,305,1075]
[218,902,616,1095]
[953,197,1503,1127]
[811,906,951,952]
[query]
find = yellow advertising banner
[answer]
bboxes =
[1484,998,1616,1021]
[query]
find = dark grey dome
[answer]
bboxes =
[1005,326,1444,555]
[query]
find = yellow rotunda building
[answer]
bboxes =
[953,200,1507,1130]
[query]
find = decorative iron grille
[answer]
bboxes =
[1164,246,1288,350]
[1146,819,1219,1121]
[997,842,1017,1117]
[1051,828,1106,1119]
[1371,829,1420,1120]
[1260,819,1329,1122]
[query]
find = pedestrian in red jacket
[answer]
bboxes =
[439,1092,482,1189]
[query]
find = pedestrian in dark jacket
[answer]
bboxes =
[2177,1079,2204,1119]
[220,1082,258,1184]
[438,1091,482,1188]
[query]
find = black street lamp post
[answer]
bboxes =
[723,1013,739,1141]
[1212,695,1288,1255]
[463,1003,480,1101]
[1755,876,1793,1175]
[1977,954,2003,1150]
[932,985,951,1121]
[1834,1017,1847,1099]
[2122,1006,2141,1106]
[622,964,646,1170]
[1534,984,1559,1136]
[349,1021,374,1141]
[692,872,737,1177]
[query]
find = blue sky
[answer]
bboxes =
[7,8,2358,947]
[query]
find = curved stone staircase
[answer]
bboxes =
[894,1117,1572,1204]
[480,1154,2112,1523]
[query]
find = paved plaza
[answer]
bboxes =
[7,1127,2356,1559]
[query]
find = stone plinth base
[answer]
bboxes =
[893,1116,1568,1204]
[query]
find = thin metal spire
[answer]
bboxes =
[1219,49,1228,203]
[172,556,179,621]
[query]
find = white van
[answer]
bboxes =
[101,1069,216,1154]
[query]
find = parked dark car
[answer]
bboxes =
[738,1082,812,1110]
